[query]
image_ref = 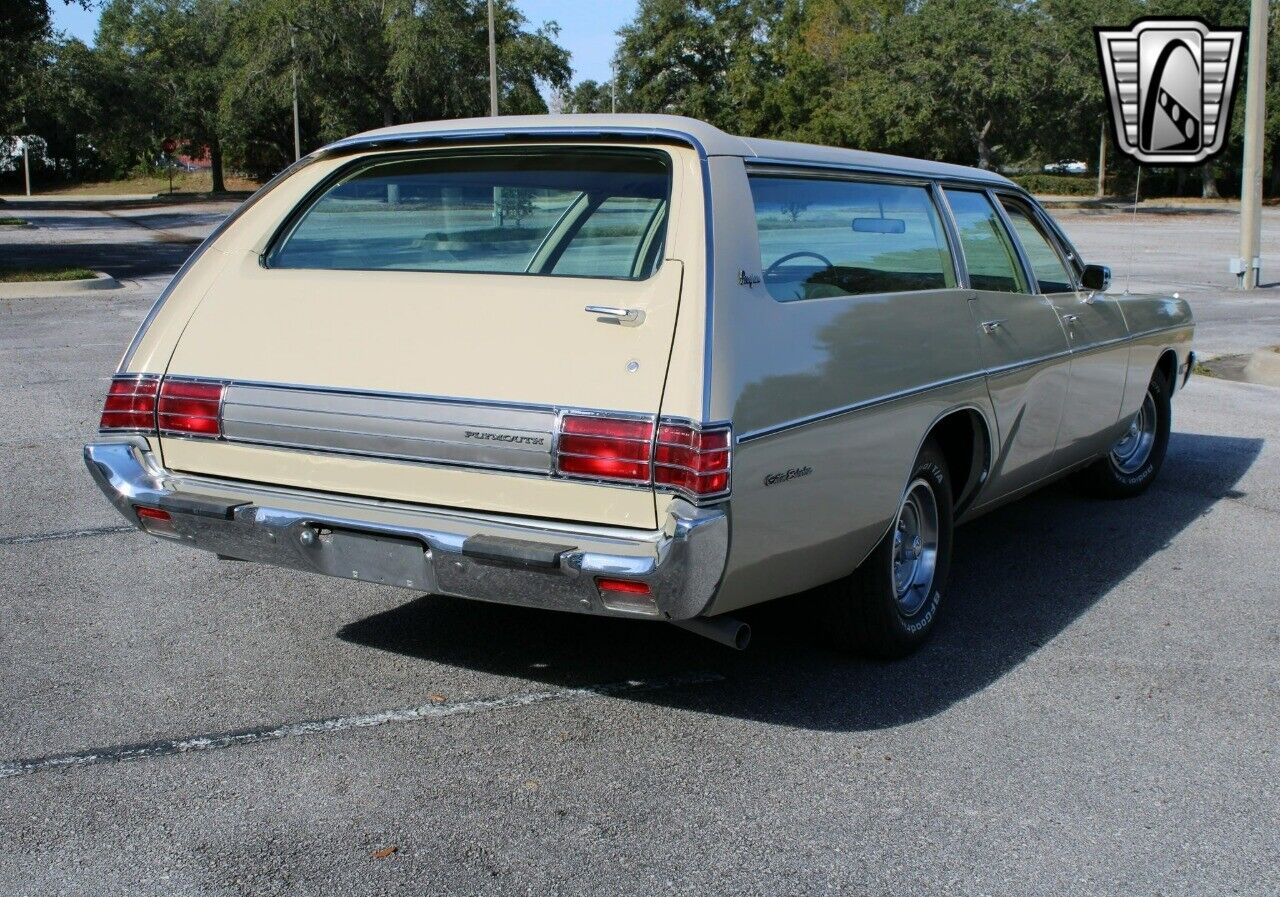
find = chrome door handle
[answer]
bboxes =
[1061,313,1079,324]
[980,319,1006,334]
[585,305,645,327]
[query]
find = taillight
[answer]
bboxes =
[554,414,731,500]
[158,379,224,437]
[556,414,654,483]
[655,422,731,498]
[99,375,159,432]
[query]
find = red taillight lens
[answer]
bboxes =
[554,415,732,499]
[134,506,171,521]
[556,415,655,483]
[158,379,224,437]
[654,423,731,497]
[99,375,159,432]
[595,577,651,595]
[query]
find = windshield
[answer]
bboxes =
[267,148,671,281]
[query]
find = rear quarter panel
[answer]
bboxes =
[1116,293,1195,417]
[702,159,996,613]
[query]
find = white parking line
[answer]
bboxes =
[0,525,135,546]
[0,672,724,780]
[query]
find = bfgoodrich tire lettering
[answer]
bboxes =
[1080,370,1171,499]
[821,440,954,658]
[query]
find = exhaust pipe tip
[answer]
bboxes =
[672,615,751,651]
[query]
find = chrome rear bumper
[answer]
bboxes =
[84,438,727,620]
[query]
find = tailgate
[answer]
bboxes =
[158,147,687,529]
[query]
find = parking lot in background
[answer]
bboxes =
[1,198,1277,896]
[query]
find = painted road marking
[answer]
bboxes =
[0,525,135,546]
[0,672,724,780]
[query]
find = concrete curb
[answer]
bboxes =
[1195,348,1280,388]
[1242,349,1280,387]
[0,271,122,299]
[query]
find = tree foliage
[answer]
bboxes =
[5,0,1277,196]
[7,0,570,186]
[608,0,1276,191]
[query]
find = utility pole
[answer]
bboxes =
[291,28,301,162]
[21,108,31,197]
[1095,120,1107,200]
[487,0,498,116]
[1236,0,1269,289]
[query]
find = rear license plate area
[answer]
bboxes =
[307,528,435,591]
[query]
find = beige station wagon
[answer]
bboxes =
[85,115,1195,655]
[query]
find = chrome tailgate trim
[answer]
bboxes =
[219,383,556,473]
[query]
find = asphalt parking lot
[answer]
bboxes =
[1,199,1278,896]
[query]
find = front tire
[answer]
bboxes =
[822,440,954,658]
[1080,370,1171,499]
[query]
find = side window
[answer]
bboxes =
[944,189,1028,294]
[748,175,956,302]
[999,197,1076,294]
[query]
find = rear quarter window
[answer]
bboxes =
[749,175,956,302]
[267,149,671,281]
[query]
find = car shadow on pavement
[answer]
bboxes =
[338,431,1262,732]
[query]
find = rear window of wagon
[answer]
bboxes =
[266,148,672,281]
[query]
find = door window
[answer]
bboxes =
[998,198,1076,294]
[748,175,956,302]
[944,189,1028,294]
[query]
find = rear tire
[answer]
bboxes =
[1080,371,1171,499]
[822,440,954,658]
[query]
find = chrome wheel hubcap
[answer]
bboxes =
[891,478,940,617]
[1110,391,1157,474]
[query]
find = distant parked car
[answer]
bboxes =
[85,114,1194,657]
[1044,159,1088,174]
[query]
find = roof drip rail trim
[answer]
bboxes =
[316,127,715,162]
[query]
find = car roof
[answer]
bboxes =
[325,113,1015,187]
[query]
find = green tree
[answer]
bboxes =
[96,0,237,191]
[219,0,570,179]
[562,79,613,114]
[1,1,54,130]
[613,0,784,132]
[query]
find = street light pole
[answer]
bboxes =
[21,108,31,197]
[1236,0,1269,289]
[487,0,498,117]
[291,28,301,162]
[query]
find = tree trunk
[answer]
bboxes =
[1269,145,1280,198]
[975,119,994,170]
[1200,163,1220,199]
[209,136,225,194]
[1095,121,1107,198]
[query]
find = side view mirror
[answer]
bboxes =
[1081,263,1111,292]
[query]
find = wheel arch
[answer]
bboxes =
[1155,348,1179,391]
[918,405,993,518]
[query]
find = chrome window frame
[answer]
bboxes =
[990,189,1082,294]
[937,185,1033,296]
[742,164,965,301]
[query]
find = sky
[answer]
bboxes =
[49,0,638,86]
